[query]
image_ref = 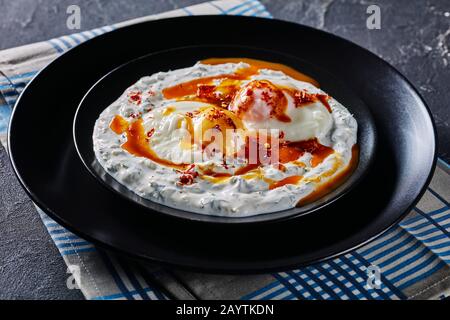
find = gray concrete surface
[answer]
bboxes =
[0,0,449,299]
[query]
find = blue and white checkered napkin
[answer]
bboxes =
[1,0,450,300]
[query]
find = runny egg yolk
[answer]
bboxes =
[194,106,243,155]
[229,80,290,123]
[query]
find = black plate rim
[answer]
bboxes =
[72,44,377,225]
[7,15,438,272]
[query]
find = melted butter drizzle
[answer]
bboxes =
[283,87,332,113]
[280,139,335,167]
[162,58,331,119]
[296,145,359,206]
[110,116,356,192]
[110,115,129,134]
[197,134,333,189]
[269,176,303,190]
[201,57,319,86]
[109,115,190,171]
[162,74,248,100]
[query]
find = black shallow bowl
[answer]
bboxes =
[8,16,437,272]
[73,45,377,224]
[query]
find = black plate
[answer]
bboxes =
[8,16,436,272]
[73,45,377,224]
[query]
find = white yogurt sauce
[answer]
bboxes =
[93,62,357,216]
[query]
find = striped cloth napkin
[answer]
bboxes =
[1,0,450,300]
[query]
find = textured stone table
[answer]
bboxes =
[0,0,449,299]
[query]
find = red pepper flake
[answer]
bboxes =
[147,128,155,138]
[148,90,156,96]
[196,84,237,108]
[177,164,198,186]
[185,164,197,174]
[291,90,332,113]
[316,94,332,113]
[129,112,142,119]
[279,131,285,139]
[197,84,216,96]
[178,174,195,185]
[261,90,271,103]
[128,91,142,105]
[293,90,316,105]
